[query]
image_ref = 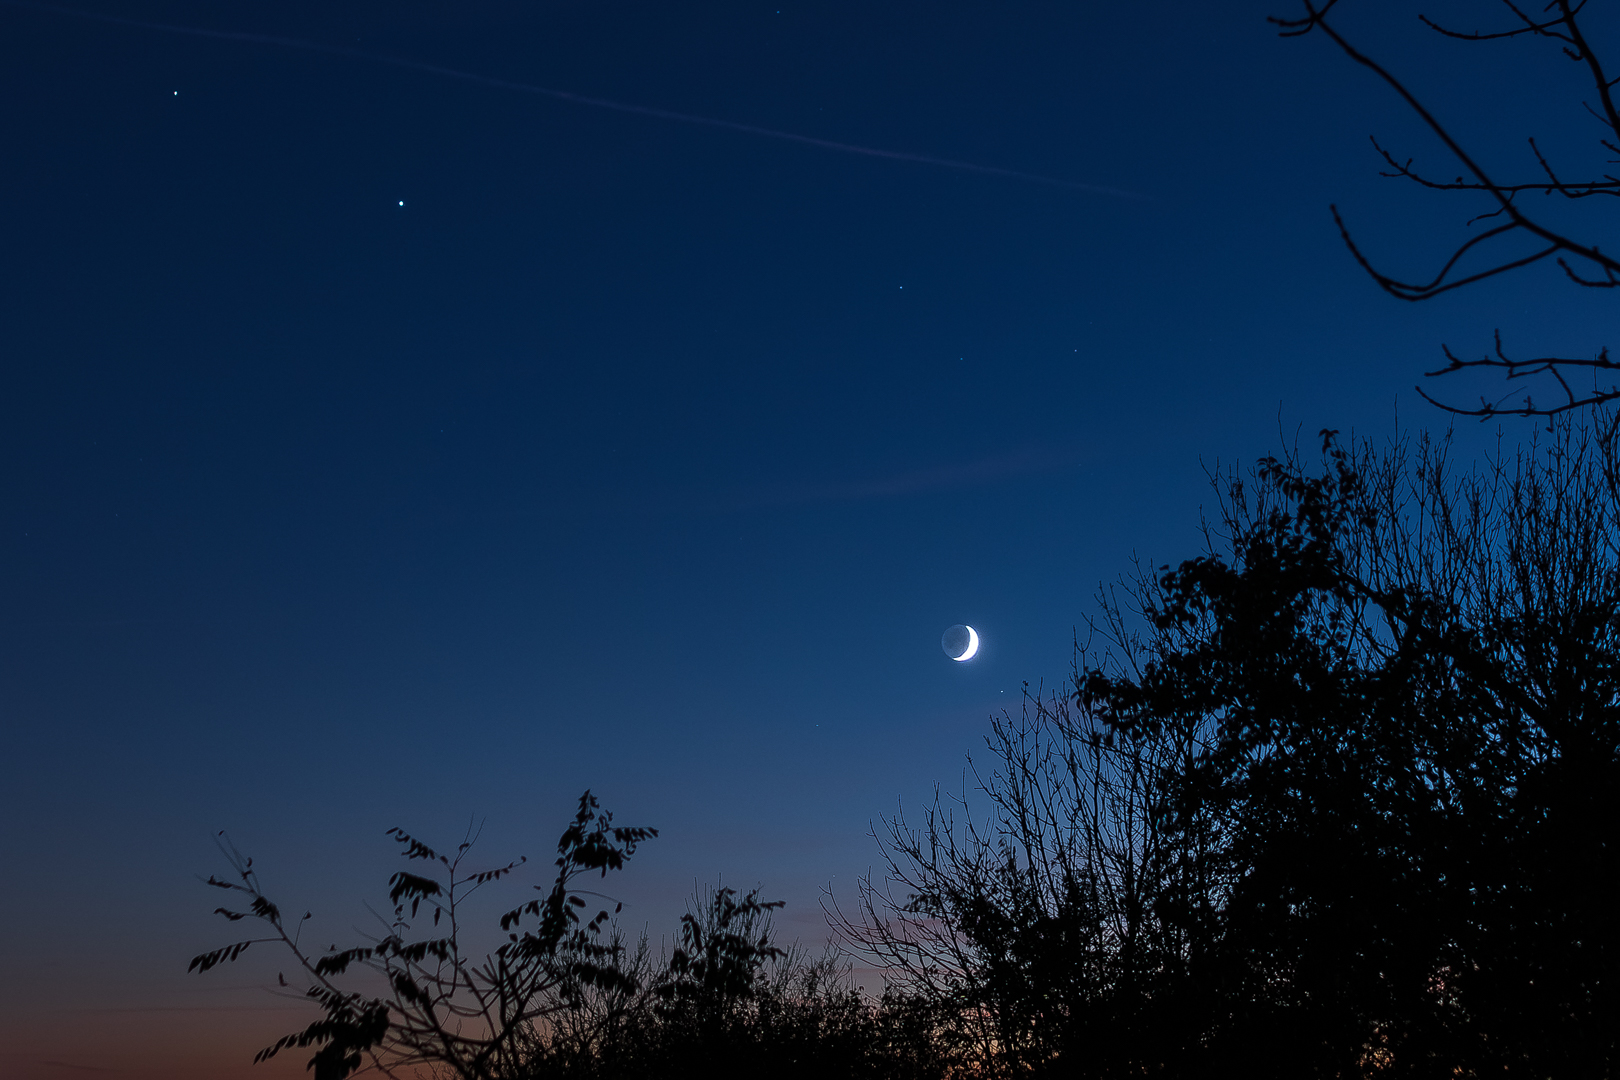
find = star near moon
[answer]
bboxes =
[942,624,979,662]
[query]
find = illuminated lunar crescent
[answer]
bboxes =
[942,624,980,662]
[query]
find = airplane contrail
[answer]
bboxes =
[1,0,1143,198]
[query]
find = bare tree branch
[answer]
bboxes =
[1273,0,1620,417]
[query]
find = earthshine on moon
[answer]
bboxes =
[942,624,979,661]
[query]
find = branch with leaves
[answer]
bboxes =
[190,791,655,1080]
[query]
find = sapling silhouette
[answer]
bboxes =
[190,791,655,1080]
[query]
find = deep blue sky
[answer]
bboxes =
[1,1,1611,1075]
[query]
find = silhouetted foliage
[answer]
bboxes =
[833,684,1214,1077]
[194,797,949,1080]
[526,887,952,1080]
[1276,1,1620,419]
[845,416,1620,1077]
[1090,419,1620,1076]
[191,791,656,1080]
[195,420,1620,1079]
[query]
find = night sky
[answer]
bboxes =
[0,1,1606,1076]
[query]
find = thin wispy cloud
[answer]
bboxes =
[39,1063,124,1075]
[77,1004,310,1014]
[740,445,1084,509]
[1,0,1142,198]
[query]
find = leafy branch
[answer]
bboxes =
[189,791,655,1080]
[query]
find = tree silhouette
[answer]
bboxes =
[845,416,1620,1076]
[1277,1,1620,420]
[1087,418,1620,1075]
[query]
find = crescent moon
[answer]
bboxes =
[955,626,980,662]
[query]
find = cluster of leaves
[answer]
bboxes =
[845,417,1620,1077]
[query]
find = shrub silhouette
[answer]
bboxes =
[525,886,950,1080]
[194,795,949,1080]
